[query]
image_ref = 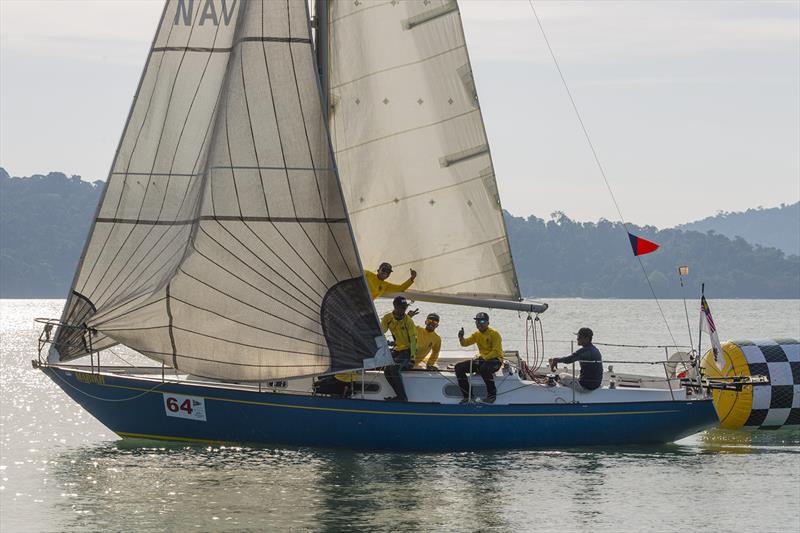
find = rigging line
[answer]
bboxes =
[636,255,677,346]
[177,267,325,337]
[287,1,354,279]
[528,0,677,348]
[527,1,625,226]
[84,13,209,304]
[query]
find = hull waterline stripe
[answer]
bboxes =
[59,370,685,418]
[118,432,238,446]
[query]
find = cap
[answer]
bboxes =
[575,327,593,339]
[393,296,409,308]
[474,312,489,323]
[426,313,440,322]
[378,262,393,273]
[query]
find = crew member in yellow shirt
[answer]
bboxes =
[455,312,504,404]
[414,313,442,370]
[380,296,417,401]
[364,262,417,301]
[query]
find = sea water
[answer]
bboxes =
[2,299,799,532]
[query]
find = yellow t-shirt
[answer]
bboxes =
[380,311,417,354]
[414,326,442,367]
[364,270,414,301]
[460,327,504,362]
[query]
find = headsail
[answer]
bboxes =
[325,0,521,301]
[51,0,388,380]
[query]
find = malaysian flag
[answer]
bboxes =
[700,295,725,371]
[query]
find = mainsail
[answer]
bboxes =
[51,0,388,380]
[325,0,521,301]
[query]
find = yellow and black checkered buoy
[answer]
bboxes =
[701,339,799,430]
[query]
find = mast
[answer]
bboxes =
[314,0,329,118]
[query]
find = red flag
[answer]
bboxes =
[628,233,659,256]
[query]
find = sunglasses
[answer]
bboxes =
[425,319,439,326]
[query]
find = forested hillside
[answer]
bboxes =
[1,169,798,298]
[506,212,799,299]
[0,169,102,297]
[678,203,799,256]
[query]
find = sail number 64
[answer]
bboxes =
[162,393,207,422]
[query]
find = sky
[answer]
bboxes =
[1,0,798,228]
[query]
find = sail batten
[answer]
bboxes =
[51,0,388,380]
[327,0,521,301]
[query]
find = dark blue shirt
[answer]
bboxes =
[556,343,603,390]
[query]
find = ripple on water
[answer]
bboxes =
[2,299,799,532]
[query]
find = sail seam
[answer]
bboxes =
[236,36,335,297]
[286,0,354,279]
[142,350,330,367]
[194,225,323,318]
[91,296,167,329]
[211,219,325,301]
[349,174,487,215]
[152,36,311,54]
[334,108,478,154]
[95,215,348,225]
[183,241,323,324]
[391,236,507,268]
[329,44,466,91]
[169,295,327,347]
[82,7,214,305]
[177,268,325,337]
[425,268,516,293]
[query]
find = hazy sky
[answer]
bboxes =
[1,0,798,228]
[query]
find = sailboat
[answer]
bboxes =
[34,0,717,451]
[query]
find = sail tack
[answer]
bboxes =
[52,0,385,380]
[326,0,520,301]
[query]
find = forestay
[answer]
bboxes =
[51,0,388,381]
[326,0,521,301]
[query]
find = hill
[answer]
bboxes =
[0,168,102,298]
[0,168,798,299]
[677,203,799,256]
[506,212,799,299]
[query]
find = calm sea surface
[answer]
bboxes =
[2,298,799,532]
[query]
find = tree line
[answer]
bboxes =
[1,169,797,299]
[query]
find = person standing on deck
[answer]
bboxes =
[365,262,417,301]
[380,296,418,401]
[414,313,442,370]
[455,312,504,404]
[548,327,603,391]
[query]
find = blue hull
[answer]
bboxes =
[41,366,718,451]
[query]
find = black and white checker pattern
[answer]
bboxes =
[738,339,800,429]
